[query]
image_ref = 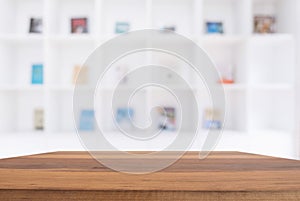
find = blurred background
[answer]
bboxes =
[0,0,299,160]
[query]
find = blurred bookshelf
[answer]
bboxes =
[0,0,298,159]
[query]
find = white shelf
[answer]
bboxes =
[0,85,45,91]
[0,34,44,43]
[199,35,245,45]
[48,85,75,91]
[250,33,294,42]
[0,0,298,159]
[0,34,294,46]
[97,84,249,92]
[48,35,96,43]
[250,84,294,91]
[223,84,247,91]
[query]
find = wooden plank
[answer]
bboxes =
[0,190,300,201]
[0,151,299,200]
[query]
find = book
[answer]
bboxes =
[34,109,44,130]
[79,109,95,131]
[29,18,43,33]
[71,18,88,34]
[115,22,130,34]
[115,107,134,130]
[161,25,176,32]
[218,64,234,84]
[157,107,176,131]
[72,65,88,84]
[206,21,224,34]
[203,108,222,130]
[31,64,43,84]
[254,15,276,34]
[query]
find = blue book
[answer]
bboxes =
[115,22,130,34]
[206,22,224,34]
[116,107,134,123]
[204,120,221,130]
[79,109,95,131]
[31,64,43,84]
[115,107,134,130]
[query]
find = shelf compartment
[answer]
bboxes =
[247,37,295,85]
[0,42,44,86]
[48,0,96,35]
[202,0,251,35]
[47,42,95,85]
[149,49,193,87]
[0,0,44,35]
[96,89,148,132]
[46,91,75,132]
[149,88,198,133]
[224,90,247,132]
[16,91,45,132]
[248,90,294,132]
[0,91,16,132]
[0,91,45,133]
[252,0,296,34]
[101,0,147,35]
[152,0,195,36]
[201,41,248,85]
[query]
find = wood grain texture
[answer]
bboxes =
[0,151,300,201]
[0,190,300,201]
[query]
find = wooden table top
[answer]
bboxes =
[0,151,300,192]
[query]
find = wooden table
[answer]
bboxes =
[0,151,300,201]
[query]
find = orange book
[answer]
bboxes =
[219,79,234,84]
[72,65,88,84]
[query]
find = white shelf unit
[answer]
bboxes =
[0,0,298,158]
